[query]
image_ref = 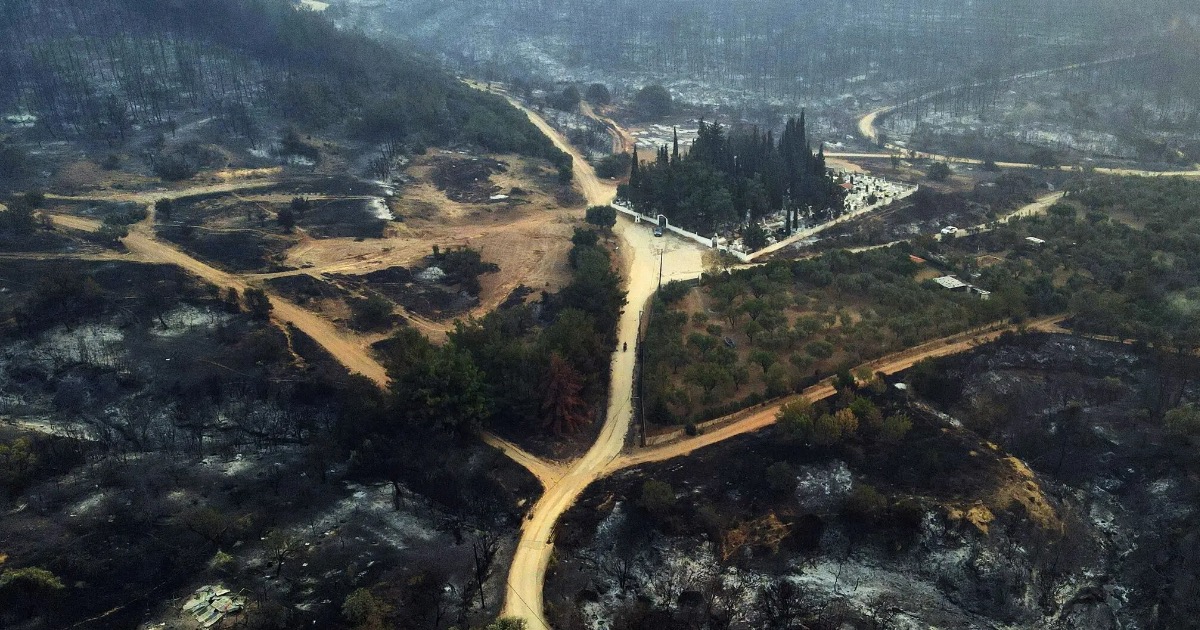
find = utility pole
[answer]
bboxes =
[637,308,646,447]
[657,247,664,289]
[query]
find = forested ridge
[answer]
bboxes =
[620,115,845,236]
[0,0,570,169]
[371,0,1192,99]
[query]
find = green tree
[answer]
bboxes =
[585,205,618,230]
[743,223,769,251]
[0,437,36,496]
[595,153,630,179]
[393,347,491,435]
[559,245,626,342]
[879,413,913,444]
[810,408,857,446]
[639,479,676,516]
[927,162,952,182]
[0,565,64,622]
[685,362,733,399]
[765,461,796,495]
[633,84,673,119]
[777,400,814,441]
[154,198,173,219]
[277,206,297,232]
[95,222,129,245]
[571,227,599,247]
[849,397,883,428]
[342,588,389,630]
[552,85,582,111]
[0,567,64,593]
[743,320,764,344]
[349,293,395,331]
[585,83,612,106]
[1030,147,1059,169]
[805,340,833,359]
[764,363,793,398]
[844,483,888,521]
[750,349,777,372]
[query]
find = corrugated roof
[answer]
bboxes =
[934,275,967,289]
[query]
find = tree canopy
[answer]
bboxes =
[620,115,845,236]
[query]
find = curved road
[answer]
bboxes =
[488,88,707,627]
[607,315,1066,473]
[855,58,1200,178]
[41,78,1185,629]
[48,213,390,386]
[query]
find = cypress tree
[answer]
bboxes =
[630,146,640,187]
[672,127,680,163]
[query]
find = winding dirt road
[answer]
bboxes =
[608,315,1067,473]
[493,88,708,627]
[855,59,1200,178]
[36,78,1184,629]
[579,101,636,155]
[49,213,390,386]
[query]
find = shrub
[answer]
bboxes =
[639,479,676,516]
[1165,404,1200,437]
[585,205,618,230]
[844,483,888,521]
[154,154,198,181]
[805,340,833,359]
[658,280,690,305]
[765,461,796,495]
[349,293,396,331]
[594,153,630,179]
[879,412,913,443]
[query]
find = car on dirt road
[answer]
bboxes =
[653,226,664,237]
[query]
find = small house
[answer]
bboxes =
[933,276,968,292]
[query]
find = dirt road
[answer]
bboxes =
[45,177,281,205]
[492,91,707,627]
[49,214,390,386]
[856,59,1200,178]
[480,434,565,487]
[607,315,1067,473]
[579,101,636,155]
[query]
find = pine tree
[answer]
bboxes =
[542,353,589,435]
[672,126,680,163]
[629,146,641,207]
